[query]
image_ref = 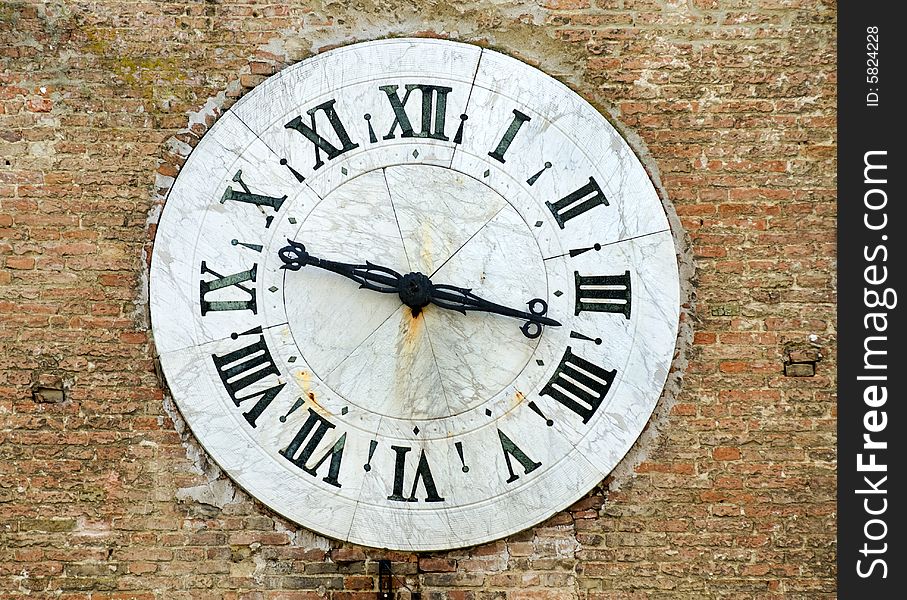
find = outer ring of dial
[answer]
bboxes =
[150,38,681,551]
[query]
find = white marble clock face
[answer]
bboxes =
[150,39,681,551]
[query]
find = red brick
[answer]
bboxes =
[6,256,35,269]
[0,2,836,598]
[712,447,742,461]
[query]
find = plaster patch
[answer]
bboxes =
[175,479,237,510]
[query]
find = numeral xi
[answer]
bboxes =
[285,99,359,170]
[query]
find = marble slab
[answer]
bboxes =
[149,38,683,551]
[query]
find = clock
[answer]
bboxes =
[150,39,681,551]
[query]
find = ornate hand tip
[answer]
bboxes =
[278,239,309,271]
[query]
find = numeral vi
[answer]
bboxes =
[387,446,444,503]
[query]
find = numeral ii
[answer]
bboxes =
[546,176,609,229]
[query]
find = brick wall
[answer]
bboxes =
[0,1,836,598]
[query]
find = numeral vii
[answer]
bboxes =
[280,408,346,488]
[540,347,616,424]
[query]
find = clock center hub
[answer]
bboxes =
[398,272,433,312]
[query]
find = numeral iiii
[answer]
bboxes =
[540,347,616,424]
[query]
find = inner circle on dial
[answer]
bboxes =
[283,164,547,421]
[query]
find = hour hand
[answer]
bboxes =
[278,239,402,294]
[429,283,561,339]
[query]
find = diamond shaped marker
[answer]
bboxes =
[269,286,278,293]
[534,220,543,227]
[485,408,492,417]
[288,217,297,224]
[536,359,544,366]
[288,356,297,363]
[483,169,490,178]
[412,149,419,158]
[341,407,348,415]
[554,290,563,297]
[341,167,348,175]
[412,426,420,435]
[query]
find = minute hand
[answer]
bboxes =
[429,283,561,339]
[278,239,401,294]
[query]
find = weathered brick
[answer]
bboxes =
[0,0,835,598]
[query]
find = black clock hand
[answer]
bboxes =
[278,239,402,294]
[278,239,561,339]
[428,283,561,340]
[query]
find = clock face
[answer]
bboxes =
[150,39,680,551]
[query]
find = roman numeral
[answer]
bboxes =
[378,84,453,141]
[280,408,346,488]
[540,347,616,424]
[220,170,287,211]
[199,262,257,315]
[211,328,285,428]
[285,99,360,170]
[497,429,541,484]
[387,446,444,503]
[546,176,609,229]
[488,109,530,163]
[574,270,631,318]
